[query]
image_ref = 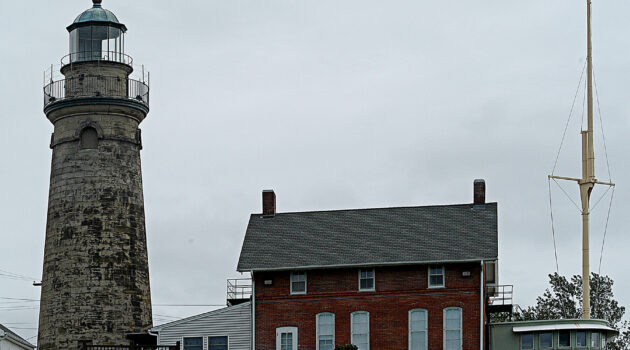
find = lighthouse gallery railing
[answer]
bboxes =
[44,76,149,108]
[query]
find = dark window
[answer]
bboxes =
[540,332,553,348]
[290,272,306,294]
[184,337,202,350]
[209,336,228,350]
[592,332,601,348]
[428,266,444,288]
[80,127,98,149]
[521,333,534,350]
[559,330,571,347]
[359,269,374,291]
[577,331,587,347]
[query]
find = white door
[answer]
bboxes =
[276,327,298,350]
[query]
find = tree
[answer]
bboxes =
[335,345,358,350]
[514,273,629,350]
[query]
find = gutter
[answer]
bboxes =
[480,260,484,350]
[251,271,255,350]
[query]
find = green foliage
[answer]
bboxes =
[335,345,358,350]
[515,272,629,350]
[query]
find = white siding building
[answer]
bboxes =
[0,324,35,350]
[151,302,251,350]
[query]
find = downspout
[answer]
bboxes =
[251,271,255,350]
[480,260,484,350]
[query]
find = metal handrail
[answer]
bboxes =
[487,284,514,306]
[43,75,149,108]
[227,278,252,301]
[61,51,133,67]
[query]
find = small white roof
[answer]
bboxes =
[513,323,616,333]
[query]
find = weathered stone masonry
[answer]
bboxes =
[38,3,153,349]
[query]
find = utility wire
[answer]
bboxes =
[0,297,40,302]
[552,60,587,175]
[590,185,612,212]
[551,178,582,212]
[0,269,39,281]
[592,66,613,182]
[598,187,615,275]
[153,304,225,307]
[548,179,560,273]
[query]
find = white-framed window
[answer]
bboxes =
[316,313,335,350]
[520,333,534,350]
[409,309,428,350]
[351,311,370,350]
[576,331,587,347]
[183,337,203,350]
[591,332,601,348]
[208,336,228,350]
[358,269,375,291]
[428,266,445,288]
[276,327,298,350]
[558,330,571,348]
[443,307,462,350]
[290,271,306,295]
[539,332,553,349]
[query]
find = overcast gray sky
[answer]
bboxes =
[1,0,629,342]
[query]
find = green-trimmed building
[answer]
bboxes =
[489,319,618,350]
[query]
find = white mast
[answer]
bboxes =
[548,0,614,320]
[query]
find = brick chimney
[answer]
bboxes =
[473,179,486,207]
[262,190,276,217]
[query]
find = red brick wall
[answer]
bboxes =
[254,263,483,350]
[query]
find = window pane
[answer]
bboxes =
[430,267,443,275]
[540,332,552,348]
[430,275,443,286]
[184,337,203,350]
[446,330,460,341]
[592,332,601,348]
[209,336,228,350]
[559,330,571,347]
[292,281,305,293]
[319,335,333,350]
[521,333,534,349]
[360,278,373,290]
[576,331,587,346]
[352,312,369,350]
[352,334,368,350]
[318,313,334,336]
[410,331,426,350]
[410,311,427,329]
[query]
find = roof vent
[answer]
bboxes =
[262,190,276,217]
[473,179,486,209]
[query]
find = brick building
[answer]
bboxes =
[237,181,499,350]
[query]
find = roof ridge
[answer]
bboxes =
[251,202,498,216]
[150,301,251,331]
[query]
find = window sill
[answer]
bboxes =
[428,285,445,289]
[358,288,375,293]
[290,292,307,296]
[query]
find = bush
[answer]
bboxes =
[335,345,358,350]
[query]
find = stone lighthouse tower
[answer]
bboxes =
[38,1,152,349]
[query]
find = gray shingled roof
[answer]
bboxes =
[0,324,36,349]
[237,203,498,271]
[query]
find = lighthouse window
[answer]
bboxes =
[80,127,98,149]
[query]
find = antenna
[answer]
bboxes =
[548,0,615,319]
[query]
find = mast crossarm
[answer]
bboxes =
[548,175,615,187]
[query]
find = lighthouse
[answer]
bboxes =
[38,1,153,348]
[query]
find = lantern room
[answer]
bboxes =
[65,0,129,65]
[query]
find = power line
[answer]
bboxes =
[551,60,587,175]
[548,179,560,273]
[153,304,225,307]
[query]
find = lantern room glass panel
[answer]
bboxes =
[69,25,125,63]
